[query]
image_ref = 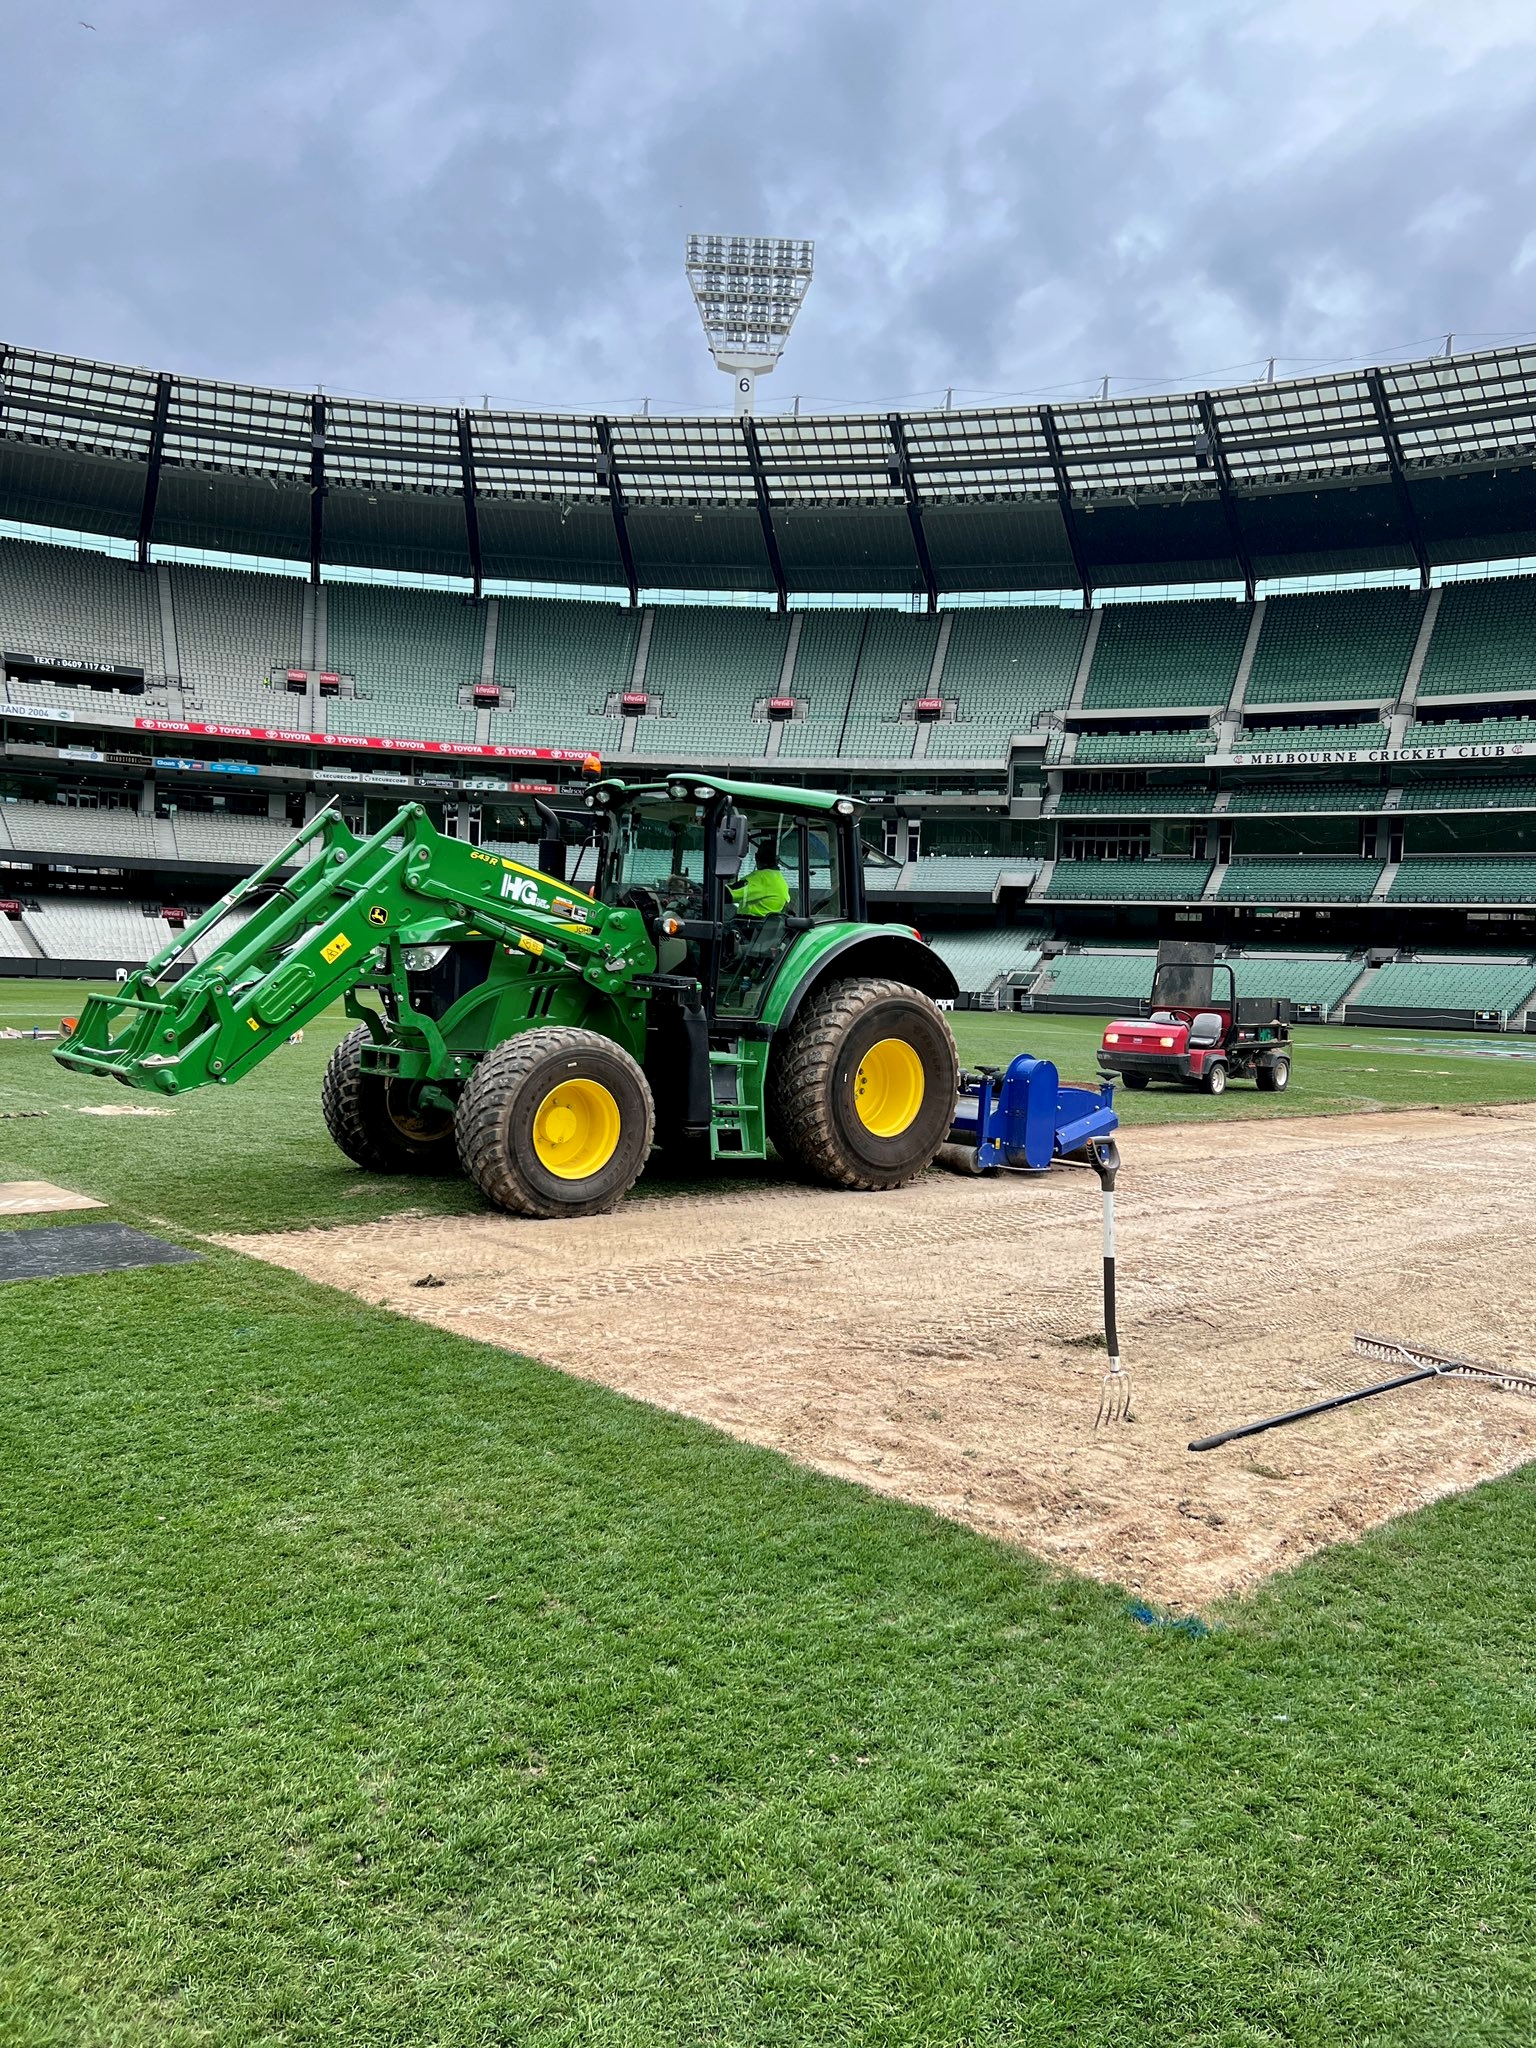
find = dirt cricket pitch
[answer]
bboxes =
[222,1106,1536,1608]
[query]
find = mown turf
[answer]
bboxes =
[3,1241,1535,2047]
[6,981,1536,1235]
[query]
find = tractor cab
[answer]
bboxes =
[580,773,869,1022]
[1097,941,1293,1096]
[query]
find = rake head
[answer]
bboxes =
[1096,1358,1132,1427]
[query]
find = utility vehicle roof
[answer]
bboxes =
[587,774,862,817]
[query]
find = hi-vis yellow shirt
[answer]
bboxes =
[730,868,791,916]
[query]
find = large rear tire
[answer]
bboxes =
[321,1024,459,1174]
[767,977,958,1191]
[454,1026,654,1218]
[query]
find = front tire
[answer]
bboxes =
[1120,1072,1150,1091]
[1202,1060,1228,1096]
[455,1027,654,1218]
[767,977,959,1191]
[321,1024,459,1174]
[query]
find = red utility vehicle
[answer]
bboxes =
[1096,941,1292,1096]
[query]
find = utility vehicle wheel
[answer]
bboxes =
[454,1027,654,1219]
[1256,1056,1290,1094]
[321,1024,459,1174]
[1120,1072,1150,1091]
[768,977,959,1191]
[1202,1060,1228,1096]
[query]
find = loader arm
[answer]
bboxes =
[55,803,655,1097]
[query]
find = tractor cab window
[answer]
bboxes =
[599,804,707,917]
[806,826,842,920]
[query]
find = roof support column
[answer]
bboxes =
[1366,367,1431,590]
[1196,392,1255,601]
[457,410,483,601]
[136,372,172,567]
[741,417,788,611]
[595,417,638,607]
[308,395,326,589]
[1039,406,1092,609]
[888,412,938,613]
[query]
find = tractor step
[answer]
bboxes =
[707,1044,767,1161]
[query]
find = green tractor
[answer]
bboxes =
[57,773,961,1217]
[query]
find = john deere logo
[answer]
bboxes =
[366,906,389,928]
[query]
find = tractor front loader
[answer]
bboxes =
[57,775,965,1218]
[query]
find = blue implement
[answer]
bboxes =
[948,1053,1118,1172]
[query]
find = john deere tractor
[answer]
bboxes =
[57,774,961,1217]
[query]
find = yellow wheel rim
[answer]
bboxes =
[531,1077,622,1180]
[853,1037,925,1138]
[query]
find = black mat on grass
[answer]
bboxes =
[0,1222,202,1285]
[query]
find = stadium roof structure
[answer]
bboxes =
[4,341,1536,605]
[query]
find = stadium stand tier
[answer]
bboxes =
[1388,858,1536,902]
[1044,859,1212,900]
[1225,781,1388,812]
[0,538,164,675]
[1055,784,1214,815]
[1243,587,1424,705]
[1416,578,1536,698]
[928,608,1084,757]
[1352,958,1536,1019]
[1081,600,1248,710]
[1217,858,1385,902]
[925,929,1045,992]
[1073,727,1215,765]
[1235,721,1390,753]
[1403,715,1536,750]
[1396,779,1536,810]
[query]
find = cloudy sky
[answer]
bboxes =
[5,0,1536,415]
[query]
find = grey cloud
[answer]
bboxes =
[4,0,1536,413]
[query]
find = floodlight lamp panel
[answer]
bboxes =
[686,232,814,376]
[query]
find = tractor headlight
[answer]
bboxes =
[402,945,450,973]
[1104,1032,1120,1045]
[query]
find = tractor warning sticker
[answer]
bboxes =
[366,906,389,928]
[320,933,352,964]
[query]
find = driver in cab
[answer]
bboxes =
[729,836,791,918]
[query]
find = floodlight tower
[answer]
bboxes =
[685,233,814,416]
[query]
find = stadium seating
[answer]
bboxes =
[0,538,163,674]
[171,565,306,696]
[1074,727,1214,764]
[491,596,635,751]
[1031,951,1157,999]
[1235,722,1389,752]
[1055,785,1214,814]
[1395,780,1536,810]
[170,812,309,865]
[925,929,1044,992]
[1044,859,1212,900]
[1226,955,1363,1011]
[1388,859,1536,902]
[629,608,785,759]
[1352,959,1536,1016]
[323,585,484,744]
[1082,599,1249,710]
[0,801,157,859]
[24,899,172,962]
[927,608,1086,758]
[775,613,867,758]
[1417,577,1536,698]
[1218,859,1384,901]
[902,855,1039,894]
[1243,587,1423,704]
[839,613,938,760]
[1225,781,1386,812]
[0,914,32,958]
[1402,716,1536,750]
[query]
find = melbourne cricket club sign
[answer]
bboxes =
[1209,742,1536,767]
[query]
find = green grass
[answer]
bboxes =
[4,1248,1536,2046]
[4,977,1536,2042]
[5,983,1536,1236]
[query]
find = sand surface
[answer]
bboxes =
[221,1107,1536,1606]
